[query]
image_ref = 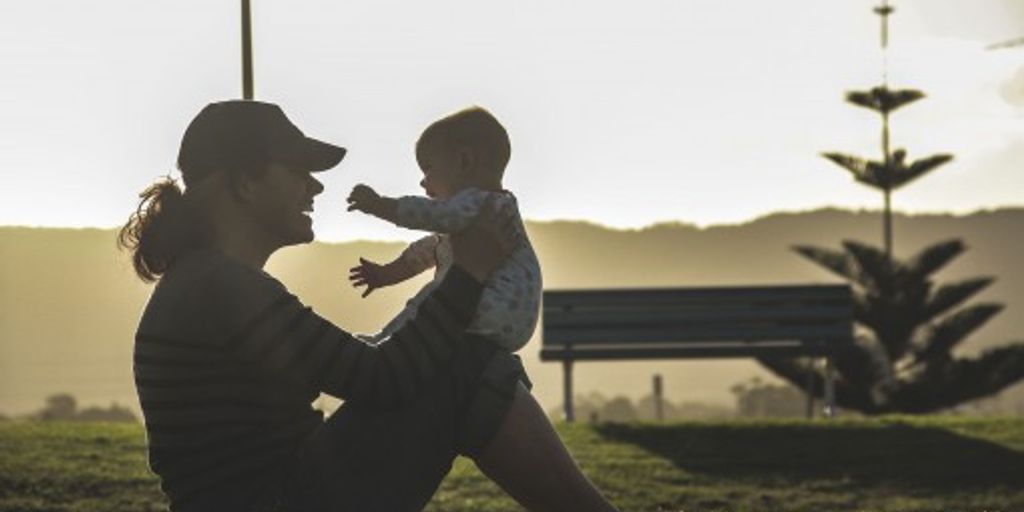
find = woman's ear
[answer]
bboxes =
[228,172,259,203]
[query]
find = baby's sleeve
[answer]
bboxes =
[397,234,440,275]
[393,188,492,234]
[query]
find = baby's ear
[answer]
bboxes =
[457,146,476,174]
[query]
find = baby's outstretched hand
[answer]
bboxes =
[347,184,381,214]
[349,257,387,298]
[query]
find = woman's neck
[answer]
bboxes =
[210,214,277,271]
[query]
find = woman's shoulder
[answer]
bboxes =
[139,249,290,340]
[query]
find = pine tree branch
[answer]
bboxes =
[922,277,996,321]
[891,342,1024,413]
[912,303,1005,363]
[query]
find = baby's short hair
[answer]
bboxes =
[417,106,511,181]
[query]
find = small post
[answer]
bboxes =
[804,358,816,419]
[653,374,664,422]
[823,357,837,418]
[241,0,254,99]
[563,359,574,423]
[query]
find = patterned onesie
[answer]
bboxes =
[364,188,542,352]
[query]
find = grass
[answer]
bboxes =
[1,417,1023,511]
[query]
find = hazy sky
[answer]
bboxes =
[1,0,1022,242]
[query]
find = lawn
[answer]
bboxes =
[1,417,1022,511]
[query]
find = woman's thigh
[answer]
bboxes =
[280,378,461,511]
[278,338,528,511]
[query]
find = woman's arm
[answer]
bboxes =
[208,197,515,409]
[210,262,483,409]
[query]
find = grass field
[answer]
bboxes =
[1,417,1022,511]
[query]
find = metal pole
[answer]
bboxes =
[241,0,254,99]
[823,357,837,418]
[653,374,664,422]
[805,358,815,419]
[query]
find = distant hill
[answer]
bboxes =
[2,207,1022,415]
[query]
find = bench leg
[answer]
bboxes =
[563,360,574,423]
[804,358,815,419]
[824,357,836,418]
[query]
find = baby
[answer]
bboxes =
[346,106,541,352]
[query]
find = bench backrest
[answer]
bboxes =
[541,284,854,361]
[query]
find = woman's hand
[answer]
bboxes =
[450,197,519,283]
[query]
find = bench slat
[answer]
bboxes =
[540,340,853,361]
[544,323,851,345]
[544,305,852,329]
[544,285,851,309]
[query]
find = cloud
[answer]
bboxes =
[907,0,1024,42]
[1000,65,1024,108]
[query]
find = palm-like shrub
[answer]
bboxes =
[770,7,1024,413]
[757,239,1024,414]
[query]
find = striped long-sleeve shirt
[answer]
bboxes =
[133,248,482,511]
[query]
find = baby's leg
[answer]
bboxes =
[473,383,619,512]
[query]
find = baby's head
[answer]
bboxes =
[415,106,510,199]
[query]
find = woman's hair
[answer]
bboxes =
[118,175,211,283]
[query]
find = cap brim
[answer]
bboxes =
[277,137,346,172]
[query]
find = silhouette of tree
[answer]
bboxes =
[822,87,952,262]
[36,393,78,421]
[759,240,1024,414]
[730,377,806,417]
[32,393,137,423]
[820,2,953,263]
[764,2,1024,414]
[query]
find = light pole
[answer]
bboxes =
[241,0,254,99]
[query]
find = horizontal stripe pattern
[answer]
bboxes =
[134,251,481,510]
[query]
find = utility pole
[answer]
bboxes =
[241,0,254,99]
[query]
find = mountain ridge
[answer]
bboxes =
[2,207,1021,415]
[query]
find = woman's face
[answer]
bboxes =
[245,161,324,248]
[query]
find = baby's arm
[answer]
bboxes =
[349,235,439,298]
[348,184,494,234]
[347,184,399,222]
[348,184,517,236]
[396,189,513,234]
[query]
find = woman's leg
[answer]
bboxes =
[473,383,618,512]
[280,376,463,511]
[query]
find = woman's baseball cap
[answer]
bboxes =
[177,100,346,185]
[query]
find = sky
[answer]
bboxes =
[1,0,1022,242]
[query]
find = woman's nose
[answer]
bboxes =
[310,175,325,195]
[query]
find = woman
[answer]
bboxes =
[120,99,616,511]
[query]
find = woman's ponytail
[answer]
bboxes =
[118,176,207,282]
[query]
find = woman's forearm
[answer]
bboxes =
[216,263,483,409]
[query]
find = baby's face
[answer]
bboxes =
[415,143,464,200]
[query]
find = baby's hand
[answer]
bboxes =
[349,257,388,298]
[347,184,381,214]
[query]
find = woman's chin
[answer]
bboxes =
[281,216,315,246]
[296,218,315,244]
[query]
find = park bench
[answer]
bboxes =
[540,284,855,421]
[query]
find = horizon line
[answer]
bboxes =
[2,204,1022,243]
